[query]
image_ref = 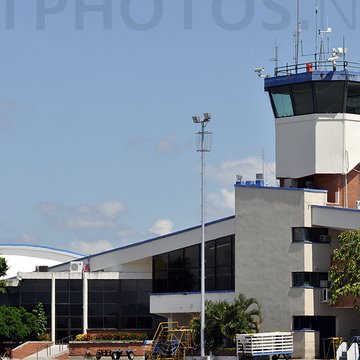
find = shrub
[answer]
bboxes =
[75,332,148,342]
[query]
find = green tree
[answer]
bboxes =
[0,306,38,341]
[0,257,9,294]
[32,302,47,339]
[190,293,262,350]
[329,229,360,309]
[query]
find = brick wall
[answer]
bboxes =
[12,341,51,359]
[68,342,146,357]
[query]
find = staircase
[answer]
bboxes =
[11,342,51,359]
[11,342,68,360]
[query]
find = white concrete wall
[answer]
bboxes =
[293,331,320,359]
[235,186,327,332]
[235,185,360,357]
[276,115,316,178]
[150,291,236,315]
[312,205,360,230]
[275,113,360,179]
[344,114,360,173]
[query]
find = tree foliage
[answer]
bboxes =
[32,302,47,339]
[190,293,262,349]
[0,257,9,294]
[329,229,360,309]
[0,303,47,341]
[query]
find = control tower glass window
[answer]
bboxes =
[270,85,294,118]
[315,82,345,113]
[292,83,314,115]
[346,82,360,114]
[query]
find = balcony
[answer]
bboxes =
[312,205,360,230]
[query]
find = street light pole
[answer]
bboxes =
[192,112,212,359]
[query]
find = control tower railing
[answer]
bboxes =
[275,61,360,77]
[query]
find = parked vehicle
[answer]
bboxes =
[236,332,293,360]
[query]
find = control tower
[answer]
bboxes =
[264,60,360,208]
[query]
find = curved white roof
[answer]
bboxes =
[0,244,84,278]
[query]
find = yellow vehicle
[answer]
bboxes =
[145,322,193,360]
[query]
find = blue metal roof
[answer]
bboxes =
[234,183,327,193]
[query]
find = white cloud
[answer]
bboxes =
[149,219,174,236]
[36,200,126,231]
[207,188,235,216]
[205,156,278,217]
[207,157,277,186]
[65,218,117,230]
[97,201,125,219]
[69,239,114,255]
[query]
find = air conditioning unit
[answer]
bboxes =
[69,261,83,272]
[321,288,330,303]
[319,235,330,243]
[320,280,329,288]
[35,265,49,272]
[355,200,360,210]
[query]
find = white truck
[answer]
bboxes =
[236,332,293,360]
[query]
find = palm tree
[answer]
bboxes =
[223,294,262,344]
[190,293,262,350]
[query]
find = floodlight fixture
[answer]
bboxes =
[203,112,212,121]
[192,115,201,123]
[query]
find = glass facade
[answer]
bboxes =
[55,279,83,340]
[292,227,329,243]
[292,272,328,287]
[0,277,164,341]
[88,279,159,331]
[347,82,360,114]
[153,235,235,293]
[269,81,360,118]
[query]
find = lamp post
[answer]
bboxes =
[192,112,212,359]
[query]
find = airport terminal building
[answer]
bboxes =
[2,62,360,358]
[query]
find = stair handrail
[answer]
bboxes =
[54,335,74,352]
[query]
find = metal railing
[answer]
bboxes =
[54,334,74,353]
[275,60,360,76]
[33,335,74,359]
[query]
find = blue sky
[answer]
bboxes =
[0,0,358,255]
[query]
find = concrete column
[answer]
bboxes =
[51,273,56,342]
[83,272,88,333]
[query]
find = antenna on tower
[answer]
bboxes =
[319,25,332,69]
[262,148,267,185]
[295,0,301,70]
[315,0,318,68]
[270,37,279,71]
